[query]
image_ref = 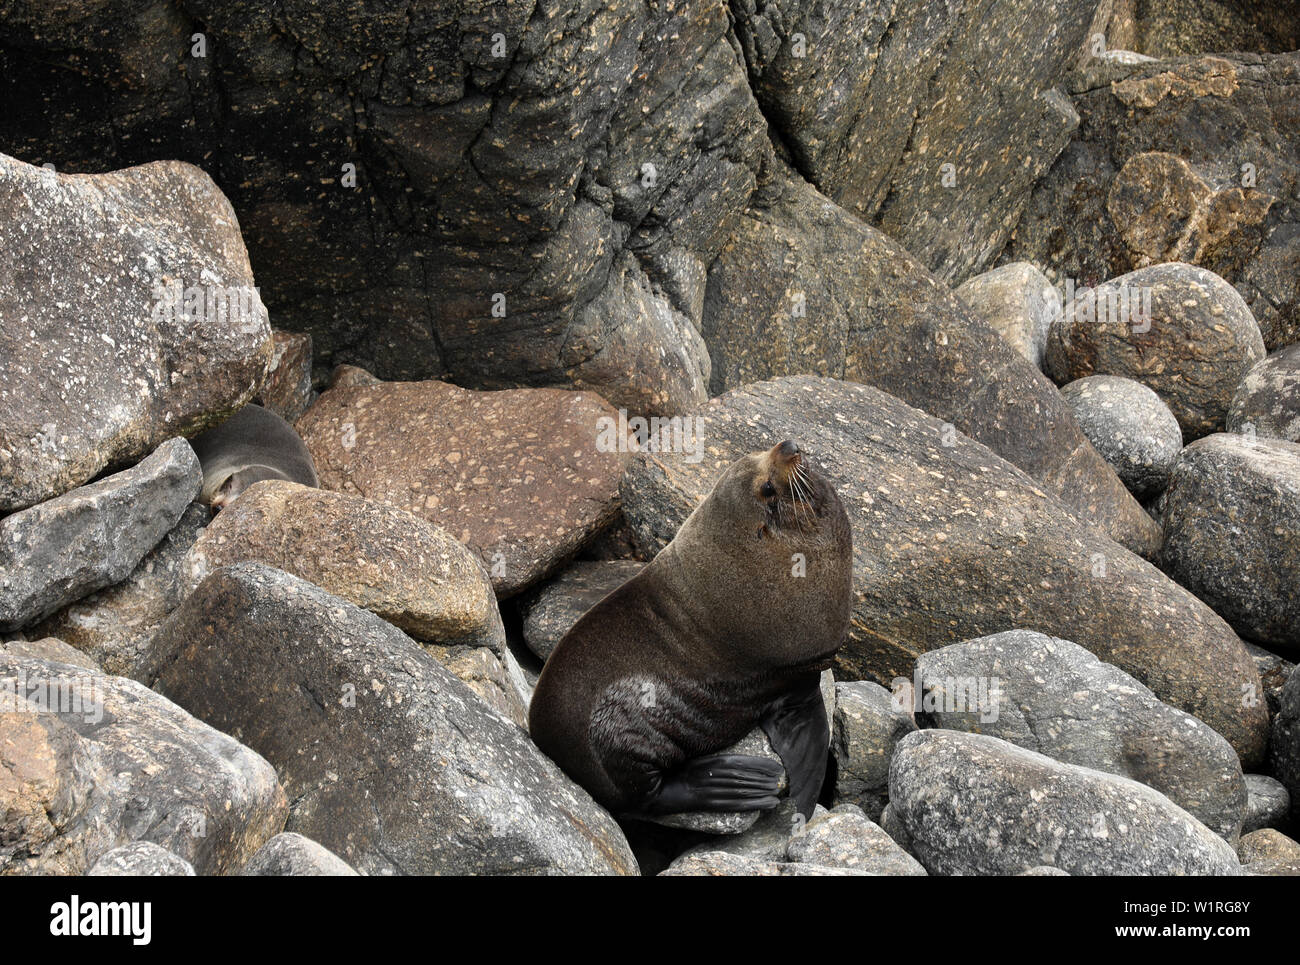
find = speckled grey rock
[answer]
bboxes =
[179,481,505,652]
[239,833,359,876]
[0,153,272,512]
[831,681,916,821]
[956,262,1060,369]
[28,503,209,678]
[1160,433,1300,650]
[1228,343,1300,444]
[660,852,863,876]
[424,643,529,729]
[140,563,637,876]
[621,376,1269,766]
[258,330,315,424]
[915,630,1246,841]
[1272,669,1300,823]
[1060,375,1184,497]
[0,654,286,876]
[0,439,202,632]
[784,804,926,876]
[1245,641,1295,717]
[1020,865,1071,875]
[1243,775,1290,834]
[88,842,196,877]
[1045,263,1266,440]
[0,635,100,671]
[889,730,1241,876]
[676,800,825,864]
[521,560,644,661]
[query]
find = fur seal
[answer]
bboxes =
[190,403,319,511]
[529,440,853,819]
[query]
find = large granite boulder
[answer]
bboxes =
[297,378,627,597]
[0,654,286,875]
[915,631,1247,841]
[0,152,272,511]
[179,480,504,651]
[141,563,638,876]
[0,439,201,632]
[889,730,1241,876]
[29,503,210,678]
[1044,263,1266,440]
[1160,434,1300,651]
[620,376,1269,765]
[703,175,1161,556]
[1008,52,1300,349]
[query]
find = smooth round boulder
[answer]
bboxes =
[1060,375,1183,498]
[1045,262,1266,440]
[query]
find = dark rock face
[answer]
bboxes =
[0,0,773,414]
[1044,263,1265,441]
[0,439,202,633]
[889,730,1241,876]
[1105,0,1300,58]
[1007,52,1300,349]
[0,0,1140,413]
[730,0,1097,283]
[915,630,1247,841]
[0,654,286,876]
[141,563,638,876]
[620,376,1269,765]
[0,153,272,511]
[1228,343,1300,444]
[1160,434,1300,651]
[296,378,627,598]
[704,175,1161,557]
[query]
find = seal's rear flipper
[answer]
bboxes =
[638,754,783,814]
[760,674,829,819]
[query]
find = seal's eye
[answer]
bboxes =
[760,481,776,499]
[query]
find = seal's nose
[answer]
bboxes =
[774,439,801,462]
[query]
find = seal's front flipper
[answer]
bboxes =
[760,674,829,819]
[640,754,783,815]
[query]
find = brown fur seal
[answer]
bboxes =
[529,440,853,819]
[190,403,319,511]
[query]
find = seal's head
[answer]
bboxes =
[209,465,291,512]
[711,439,843,543]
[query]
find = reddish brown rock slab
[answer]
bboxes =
[297,379,627,597]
